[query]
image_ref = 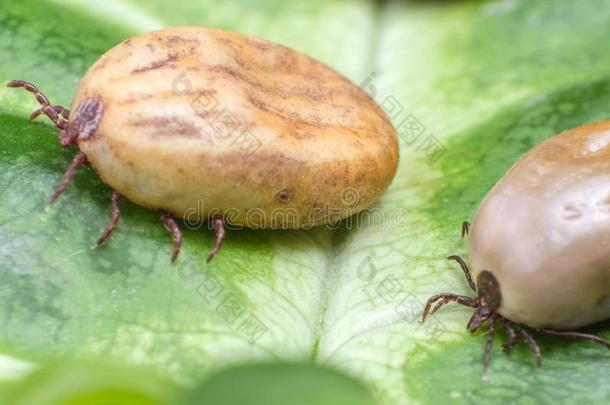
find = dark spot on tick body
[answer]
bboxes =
[247,94,325,130]
[130,116,200,138]
[161,36,201,54]
[132,54,179,73]
[246,37,272,52]
[276,189,293,203]
[207,64,261,88]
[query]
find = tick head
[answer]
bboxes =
[59,97,104,148]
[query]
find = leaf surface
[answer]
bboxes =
[2,1,610,403]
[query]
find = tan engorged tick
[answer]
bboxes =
[7,27,399,263]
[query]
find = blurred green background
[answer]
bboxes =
[2,0,610,404]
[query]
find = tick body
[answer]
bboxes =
[7,27,399,262]
[423,121,610,372]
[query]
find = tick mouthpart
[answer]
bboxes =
[59,129,78,148]
[467,305,492,333]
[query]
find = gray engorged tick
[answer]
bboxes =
[423,121,610,374]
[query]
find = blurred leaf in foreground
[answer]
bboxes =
[6,361,177,405]
[180,362,377,405]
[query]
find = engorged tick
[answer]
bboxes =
[7,27,399,263]
[423,121,610,374]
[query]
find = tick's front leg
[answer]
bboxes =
[6,80,69,130]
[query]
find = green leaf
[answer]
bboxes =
[2,0,610,404]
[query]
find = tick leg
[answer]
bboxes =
[97,191,122,246]
[6,80,69,130]
[461,221,470,238]
[482,315,497,375]
[447,255,476,291]
[55,105,70,120]
[499,317,518,350]
[48,151,88,205]
[516,324,542,368]
[541,328,610,350]
[31,105,70,122]
[422,293,477,322]
[160,210,182,263]
[206,218,225,263]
